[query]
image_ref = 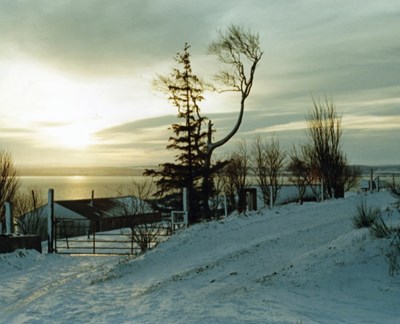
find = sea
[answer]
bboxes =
[18,168,400,202]
[19,176,147,201]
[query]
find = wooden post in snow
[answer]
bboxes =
[370,168,373,192]
[183,187,188,226]
[90,190,95,207]
[47,189,55,253]
[5,202,13,235]
[320,178,324,202]
[269,185,273,209]
[223,193,228,218]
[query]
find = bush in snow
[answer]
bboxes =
[385,233,400,276]
[369,218,392,239]
[388,183,400,198]
[352,200,381,229]
[365,206,400,276]
[130,223,163,253]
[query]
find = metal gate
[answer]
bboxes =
[54,213,172,255]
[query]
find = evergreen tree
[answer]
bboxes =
[144,44,209,222]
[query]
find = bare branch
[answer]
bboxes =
[206,25,263,158]
[0,150,21,227]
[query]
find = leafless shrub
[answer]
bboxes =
[217,140,250,212]
[288,145,314,204]
[343,165,362,192]
[364,209,400,276]
[385,233,400,276]
[0,150,20,231]
[251,136,286,206]
[14,187,47,239]
[208,161,227,217]
[113,179,165,253]
[130,223,163,253]
[306,98,347,198]
[388,183,400,199]
[352,200,381,229]
[369,218,392,239]
[114,178,155,215]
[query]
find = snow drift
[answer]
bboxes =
[1,192,399,323]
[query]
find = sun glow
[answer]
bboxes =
[42,123,97,149]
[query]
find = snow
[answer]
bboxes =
[1,192,399,323]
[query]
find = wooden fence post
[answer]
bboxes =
[223,193,228,218]
[320,178,324,202]
[47,189,55,253]
[370,168,373,192]
[269,185,273,209]
[183,187,188,226]
[5,202,13,235]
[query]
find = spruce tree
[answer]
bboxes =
[144,44,209,222]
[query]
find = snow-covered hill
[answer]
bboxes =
[1,192,399,323]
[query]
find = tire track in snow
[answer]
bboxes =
[1,256,129,320]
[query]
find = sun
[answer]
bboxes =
[58,128,93,149]
[43,123,96,150]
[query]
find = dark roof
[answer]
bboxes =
[56,198,121,221]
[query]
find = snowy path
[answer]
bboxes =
[1,192,399,323]
[0,253,130,322]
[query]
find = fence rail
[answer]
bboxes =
[55,213,172,255]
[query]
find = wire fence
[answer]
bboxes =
[55,214,173,255]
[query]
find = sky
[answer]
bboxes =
[0,0,399,169]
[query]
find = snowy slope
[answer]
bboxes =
[1,192,399,323]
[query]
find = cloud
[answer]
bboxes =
[246,121,306,135]
[1,0,400,167]
[96,115,175,136]
[0,131,42,166]
[0,0,233,76]
[0,127,34,136]
[2,1,399,86]
[344,128,400,165]
[34,121,74,128]
[343,115,400,130]
[92,115,175,165]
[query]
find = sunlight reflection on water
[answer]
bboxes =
[19,176,146,200]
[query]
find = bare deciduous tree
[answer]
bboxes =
[207,165,226,217]
[129,223,162,253]
[306,98,347,198]
[342,165,362,192]
[114,178,163,253]
[230,140,250,194]
[0,150,20,232]
[217,140,250,212]
[114,178,155,216]
[14,187,47,239]
[252,136,286,206]
[202,25,263,215]
[288,145,314,204]
[206,25,263,159]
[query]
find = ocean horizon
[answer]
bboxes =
[19,175,148,201]
[18,165,399,202]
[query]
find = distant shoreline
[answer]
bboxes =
[17,164,400,177]
[17,166,158,177]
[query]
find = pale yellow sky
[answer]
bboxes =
[1,0,399,168]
